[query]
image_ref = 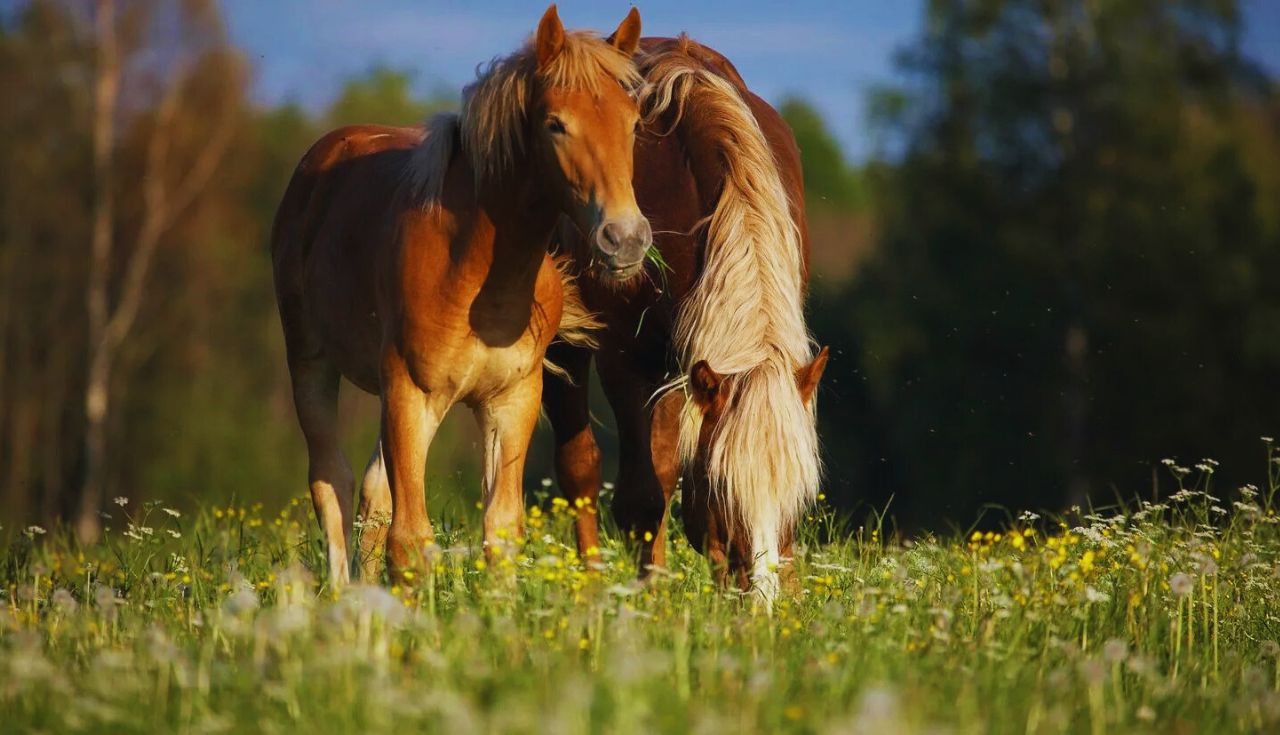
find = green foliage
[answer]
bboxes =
[779,96,867,212]
[4,451,1280,732]
[326,66,453,128]
[815,0,1280,526]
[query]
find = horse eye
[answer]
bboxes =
[546,117,567,135]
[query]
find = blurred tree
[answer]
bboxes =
[816,0,1280,527]
[0,0,93,525]
[77,0,246,540]
[780,97,865,212]
[780,97,877,284]
[326,66,450,128]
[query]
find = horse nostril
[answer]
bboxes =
[600,222,622,252]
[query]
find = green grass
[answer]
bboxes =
[4,446,1280,734]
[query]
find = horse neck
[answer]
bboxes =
[462,156,560,297]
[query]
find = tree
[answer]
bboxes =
[76,0,245,540]
[816,0,1280,526]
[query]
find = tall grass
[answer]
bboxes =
[3,442,1280,733]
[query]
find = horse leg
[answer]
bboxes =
[382,353,441,580]
[598,355,680,578]
[288,358,354,588]
[355,437,391,580]
[476,374,541,560]
[543,344,603,565]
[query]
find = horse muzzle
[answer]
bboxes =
[592,215,651,282]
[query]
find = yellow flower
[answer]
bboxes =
[1080,550,1095,574]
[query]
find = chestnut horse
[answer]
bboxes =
[273,6,650,585]
[544,36,828,598]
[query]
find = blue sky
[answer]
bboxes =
[222,0,1280,161]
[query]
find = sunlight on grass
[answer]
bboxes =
[3,442,1280,733]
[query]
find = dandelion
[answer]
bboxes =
[51,589,77,613]
[94,586,119,611]
[222,590,259,617]
[1169,572,1194,597]
[1102,638,1128,662]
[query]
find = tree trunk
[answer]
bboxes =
[78,0,119,543]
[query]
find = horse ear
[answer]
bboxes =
[689,360,724,408]
[606,7,642,56]
[796,346,829,406]
[535,4,565,70]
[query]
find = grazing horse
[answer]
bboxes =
[273,5,650,585]
[544,36,828,598]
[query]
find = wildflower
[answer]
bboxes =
[1169,573,1194,597]
[94,586,119,610]
[1102,638,1128,662]
[222,589,259,617]
[51,589,77,613]
[24,525,46,537]
[163,508,181,518]
[114,496,129,506]
[1080,550,1095,573]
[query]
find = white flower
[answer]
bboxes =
[1169,573,1194,597]
[163,508,181,518]
[113,496,129,506]
[167,529,181,539]
[223,590,259,617]
[24,525,46,536]
[51,589,77,613]
[1103,638,1128,662]
[540,477,553,488]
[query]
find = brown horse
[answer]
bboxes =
[273,5,650,585]
[544,36,828,598]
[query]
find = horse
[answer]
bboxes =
[272,5,651,586]
[544,35,828,598]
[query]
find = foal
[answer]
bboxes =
[272,5,650,584]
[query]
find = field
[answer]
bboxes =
[4,452,1280,734]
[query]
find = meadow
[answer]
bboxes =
[3,446,1280,734]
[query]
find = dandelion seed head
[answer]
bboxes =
[1169,572,1194,597]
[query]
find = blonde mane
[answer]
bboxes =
[405,30,642,203]
[642,41,819,592]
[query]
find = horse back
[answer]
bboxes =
[271,125,424,392]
